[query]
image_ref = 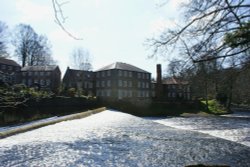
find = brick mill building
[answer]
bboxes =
[0,57,21,85]
[152,64,191,101]
[63,62,152,100]
[20,65,61,92]
[62,62,191,101]
[63,67,95,96]
[95,62,151,100]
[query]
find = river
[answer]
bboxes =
[153,111,250,147]
[0,110,250,167]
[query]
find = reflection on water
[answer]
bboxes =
[154,112,250,147]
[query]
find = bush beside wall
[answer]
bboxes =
[0,96,99,125]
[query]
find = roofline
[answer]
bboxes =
[95,62,151,73]
[0,57,21,67]
[95,68,151,73]
[21,65,60,71]
[66,68,94,72]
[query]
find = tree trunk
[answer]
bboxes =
[204,77,209,111]
[227,76,233,112]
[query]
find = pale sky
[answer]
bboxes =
[0,0,186,77]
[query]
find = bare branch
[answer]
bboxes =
[193,47,250,63]
[51,0,83,40]
[149,0,250,67]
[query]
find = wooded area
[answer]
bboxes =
[152,0,250,110]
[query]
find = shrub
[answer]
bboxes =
[13,84,27,92]
[68,88,76,97]
[201,99,228,114]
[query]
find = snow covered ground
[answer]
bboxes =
[0,110,250,167]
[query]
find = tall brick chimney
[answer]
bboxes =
[156,64,162,99]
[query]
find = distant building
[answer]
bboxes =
[62,67,94,96]
[0,57,21,85]
[162,77,191,100]
[95,62,151,100]
[20,65,61,92]
[153,64,191,101]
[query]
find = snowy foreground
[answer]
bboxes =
[0,110,250,167]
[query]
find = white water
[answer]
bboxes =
[154,112,250,147]
[0,110,250,166]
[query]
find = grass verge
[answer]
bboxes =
[201,99,228,115]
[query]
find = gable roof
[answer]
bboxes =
[0,57,21,67]
[66,68,93,74]
[95,62,150,73]
[162,77,189,85]
[63,68,94,82]
[65,68,93,77]
[21,65,59,71]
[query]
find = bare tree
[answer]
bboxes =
[0,21,8,57]
[71,47,92,71]
[12,24,35,67]
[29,35,55,66]
[166,59,186,77]
[12,24,55,67]
[150,0,250,65]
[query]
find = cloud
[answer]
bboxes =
[154,0,188,8]
[94,0,102,8]
[15,0,52,22]
[149,17,176,34]
[169,0,189,9]
[49,29,71,42]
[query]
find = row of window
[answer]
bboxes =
[0,64,19,71]
[22,71,51,77]
[96,70,111,77]
[0,73,15,83]
[67,82,93,89]
[96,89,112,97]
[76,72,91,78]
[152,84,191,91]
[118,80,132,87]
[96,80,150,89]
[151,91,191,99]
[22,79,51,86]
[137,72,150,79]
[118,90,133,98]
[96,89,151,98]
[83,82,93,89]
[96,80,111,88]
[75,82,93,89]
[96,70,150,79]
[137,82,149,89]
[167,84,190,91]
[167,92,191,99]
[118,70,133,77]
[136,90,150,98]
[118,90,150,98]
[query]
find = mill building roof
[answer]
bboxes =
[21,65,59,71]
[95,62,150,73]
[0,57,21,67]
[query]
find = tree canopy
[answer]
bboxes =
[0,21,8,58]
[71,47,92,71]
[12,24,55,67]
[150,0,250,66]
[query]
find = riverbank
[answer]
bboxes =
[0,107,106,139]
[103,99,233,117]
[0,96,100,125]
